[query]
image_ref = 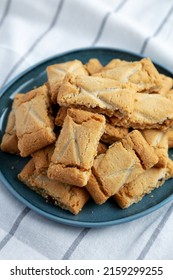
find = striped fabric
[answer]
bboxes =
[0,0,173,260]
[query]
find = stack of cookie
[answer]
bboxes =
[1,57,173,214]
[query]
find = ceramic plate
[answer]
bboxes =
[0,47,173,227]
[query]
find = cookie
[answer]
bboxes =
[0,94,24,154]
[86,130,158,204]
[32,144,55,174]
[47,108,106,187]
[15,85,56,157]
[114,167,167,208]
[114,157,173,209]
[101,124,129,144]
[109,93,173,130]
[140,129,168,167]
[85,58,103,75]
[57,73,137,118]
[47,60,88,103]
[18,159,90,215]
[94,58,162,92]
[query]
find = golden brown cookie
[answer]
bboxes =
[86,130,158,204]
[114,157,173,209]
[85,58,103,75]
[0,94,24,154]
[57,73,137,118]
[114,167,167,208]
[47,108,106,187]
[18,159,90,215]
[47,60,88,103]
[94,58,162,92]
[109,93,173,130]
[15,85,56,157]
[101,124,129,144]
[140,129,168,167]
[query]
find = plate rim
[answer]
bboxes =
[0,47,173,228]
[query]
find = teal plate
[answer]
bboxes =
[0,47,173,228]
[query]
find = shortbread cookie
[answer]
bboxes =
[15,85,56,157]
[109,93,173,130]
[18,159,90,215]
[85,58,103,75]
[47,108,106,187]
[101,124,129,144]
[58,73,137,118]
[104,59,128,70]
[114,157,173,209]
[55,108,128,145]
[95,58,162,92]
[121,130,159,169]
[86,172,109,205]
[47,60,88,103]
[167,127,173,148]
[0,94,24,154]
[87,130,158,204]
[114,167,167,208]
[140,129,168,167]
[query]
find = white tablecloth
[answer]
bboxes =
[0,0,173,260]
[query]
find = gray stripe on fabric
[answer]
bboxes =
[91,0,128,46]
[0,207,30,251]
[1,0,65,89]
[0,0,12,27]
[137,202,173,260]
[140,3,173,54]
[62,228,90,260]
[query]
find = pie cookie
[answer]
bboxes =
[86,130,158,204]
[109,93,173,130]
[15,85,56,157]
[55,107,129,145]
[18,159,90,215]
[85,58,103,75]
[47,60,88,103]
[114,167,166,209]
[114,157,173,209]
[86,172,109,205]
[57,73,137,118]
[0,94,24,154]
[47,108,106,187]
[101,124,129,144]
[104,59,128,70]
[94,58,162,92]
[140,129,168,167]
